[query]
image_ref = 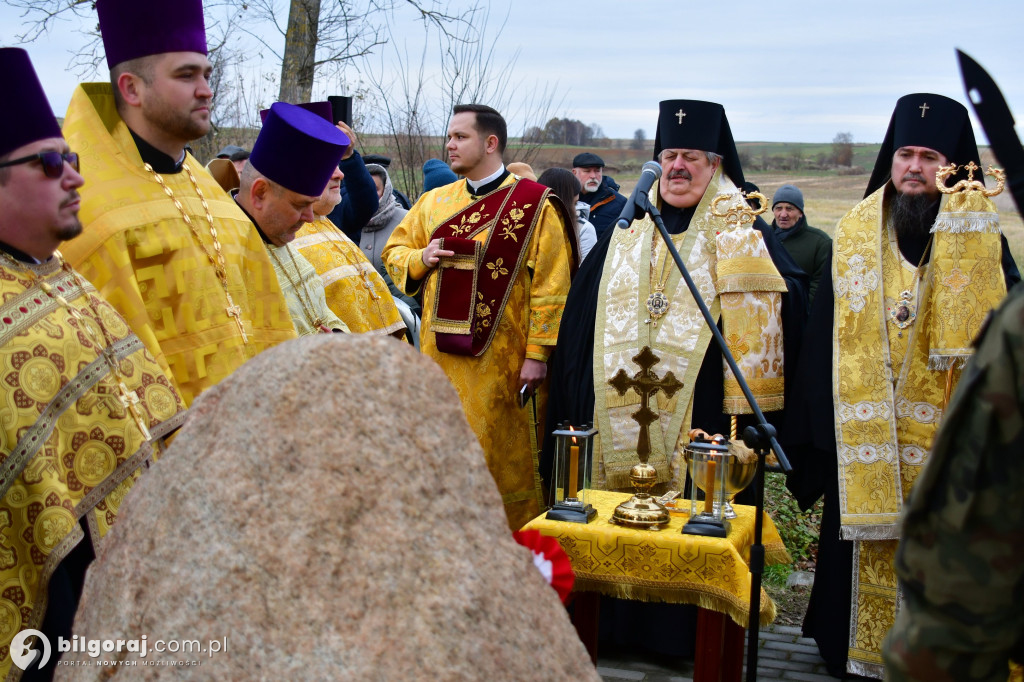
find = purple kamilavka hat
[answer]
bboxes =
[249,103,350,197]
[97,0,208,69]
[258,101,334,125]
[0,48,62,158]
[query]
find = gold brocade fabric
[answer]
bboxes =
[594,171,724,490]
[293,217,406,336]
[266,243,349,335]
[833,188,1007,678]
[593,171,785,489]
[834,189,938,538]
[383,176,574,530]
[522,490,790,627]
[0,259,186,679]
[60,83,297,406]
[928,191,1005,370]
[716,218,788,415]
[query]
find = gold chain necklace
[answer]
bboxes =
[886,223,933,339]
[0,251,154,442]
[267,245,331,334]
[645,234,673,327]
[144,162,249,343]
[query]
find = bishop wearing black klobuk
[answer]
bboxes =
[543,100,807,656]
[784,93,1021,678]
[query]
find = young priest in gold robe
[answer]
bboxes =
[0,48,187,680]
[383,104,577,530]
[60,0,296,406]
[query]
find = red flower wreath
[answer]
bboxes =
[513,529,574,603]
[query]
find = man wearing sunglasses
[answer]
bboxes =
[0,48,188,680]
[61,0,297,408]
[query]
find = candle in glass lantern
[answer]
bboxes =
[568,436,579,499]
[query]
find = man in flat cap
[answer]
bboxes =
[544,99,806,656]
[383,103,578,530]
[60,0,296,407]
[572,152,627,239]
[785,93,1021,678]
[0,48,186,680]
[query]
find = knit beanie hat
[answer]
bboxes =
[422,158,458,192]
[772,184,804,213]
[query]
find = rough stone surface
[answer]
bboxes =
[58,335,597,681]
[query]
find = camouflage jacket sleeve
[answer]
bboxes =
[883,283,1024,682]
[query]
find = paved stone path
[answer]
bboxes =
[597,623,843,681]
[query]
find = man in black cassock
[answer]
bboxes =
[784,93,1020,679]
[544,99,807,657]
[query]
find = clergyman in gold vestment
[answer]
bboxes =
[0,47,187,680]
[233,102,352,336]
[383,105,575,530]
[290,115,407,338]
[784,93,1021,678]
[60,0,295,407]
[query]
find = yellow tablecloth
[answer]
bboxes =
[522,489,792,627]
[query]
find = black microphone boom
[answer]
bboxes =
[615,160,663,229]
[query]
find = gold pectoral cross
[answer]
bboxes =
[117,381,152,441]
[224,292,249,343]
[607,346,685,461]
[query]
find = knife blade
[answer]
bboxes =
[958,49,1024,214]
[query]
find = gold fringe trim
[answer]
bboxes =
[717,271,789,294]
[932,213,1001,233]
[429,320,473,335]
[927,353,971,371]
[846,657,885,679]
[572,577,778,627]
[723,395,784,415]
[723,377,785,414]
[438,253,478,270]
[764,543,792,566]
[839,521,900,541]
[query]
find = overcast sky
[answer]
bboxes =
[2,0,1021,144]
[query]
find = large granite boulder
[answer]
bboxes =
[57,335,596,681]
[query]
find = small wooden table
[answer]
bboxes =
[522,490,790,682]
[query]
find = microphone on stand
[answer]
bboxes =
[615,160,663,229]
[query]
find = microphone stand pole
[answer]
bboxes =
[629,191,791,682]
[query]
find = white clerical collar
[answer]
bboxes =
[466,164,505,193]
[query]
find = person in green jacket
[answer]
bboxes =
[771,184,831,307]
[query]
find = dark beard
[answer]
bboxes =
[889,192,939,241]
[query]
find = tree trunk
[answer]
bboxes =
[278,0,321,103]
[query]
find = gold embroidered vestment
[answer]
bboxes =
[383,176,574,530]
[293,217,405,337]
[61,83,296,406]
[831,186,1006,677]
[593,170,786,490]
[0,258,187,678]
